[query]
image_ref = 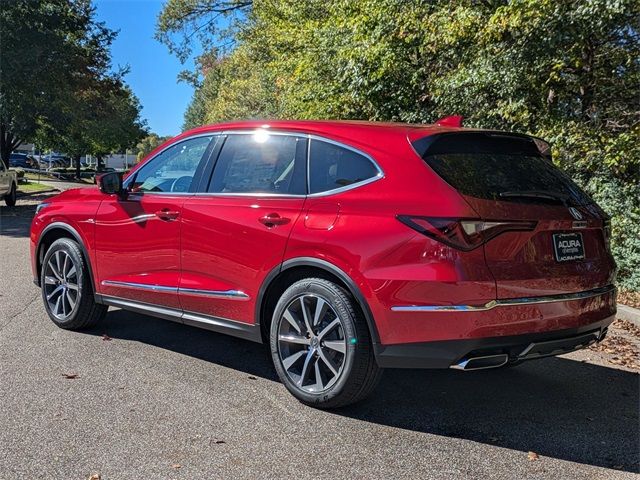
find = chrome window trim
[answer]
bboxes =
[150,129,384,198]
[305,133,384,197]
[390,284,616,312]
[101,280,250,300]
[124,128,385,198]
[190,191,307,198]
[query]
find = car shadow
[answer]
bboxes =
[0,205,37,238]
[0,193,55,239]
[88,308,639,473]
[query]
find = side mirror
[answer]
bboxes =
[97,171,123,195]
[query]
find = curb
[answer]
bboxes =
[617,304,640,328]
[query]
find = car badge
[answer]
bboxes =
[569,207,583,220]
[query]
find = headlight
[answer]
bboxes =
[35,202,50,214]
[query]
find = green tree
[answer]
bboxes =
[0,0,112,168]
[156,0,251,63]
[31,1,145,179]
[136,134,171,162]
[90,85,147,171]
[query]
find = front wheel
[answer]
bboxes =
[41,238,107,330]
[270,278,382,408]
[4,183,16,206]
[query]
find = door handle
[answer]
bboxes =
[155,208,180,221]
[258,213,290,228]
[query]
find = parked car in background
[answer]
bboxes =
[9,152,37,169]
[40,154,70,169]
[0,160,17,206]
[30,119,617,408]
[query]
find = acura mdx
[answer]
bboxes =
[30,119,617,407]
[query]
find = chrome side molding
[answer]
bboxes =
[391,284,616,312]
[101,280,177,293]
[98,294,261,343]
[179,286,249,300]
[101,280,249,300]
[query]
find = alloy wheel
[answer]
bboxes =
[43,250,79,321]
[277,294,348,393]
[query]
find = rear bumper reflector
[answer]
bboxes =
[391,284,616,312]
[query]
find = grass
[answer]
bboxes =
[18,181,54,193]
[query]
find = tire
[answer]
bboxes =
[40,238,107,330]
[4,183,16,206]
[270,278,382,408]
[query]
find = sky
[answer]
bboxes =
[95,0,196,137]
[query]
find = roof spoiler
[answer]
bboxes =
[435,115,463,127]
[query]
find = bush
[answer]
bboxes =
[583,174,640,291]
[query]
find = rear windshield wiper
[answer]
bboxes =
[498,190,570,205]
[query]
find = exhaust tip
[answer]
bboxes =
[451,353,509,371]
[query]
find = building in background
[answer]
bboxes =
[83,152,136,170]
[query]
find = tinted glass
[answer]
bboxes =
[130,136,212,193]
[209,133,306,194]
[309,140,378,194]
[415,133,592,206]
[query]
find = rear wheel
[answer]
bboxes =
[4,183,16,206]
[270,278,382,408]
[41,238,107,330]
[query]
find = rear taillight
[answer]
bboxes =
[397,216,537,251]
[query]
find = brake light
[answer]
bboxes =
[397,216,537,251]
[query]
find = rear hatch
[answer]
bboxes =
[412,131,615,298]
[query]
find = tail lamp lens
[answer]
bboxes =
[397,215,537,251]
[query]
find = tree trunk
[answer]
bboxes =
[96,155,103,172]
[0,123,21,169]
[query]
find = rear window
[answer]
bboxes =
[413,132,592,206]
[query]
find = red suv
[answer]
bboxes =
[30,120,617,407]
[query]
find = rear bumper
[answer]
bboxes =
[375,315,613,369]
[374,284,616,368]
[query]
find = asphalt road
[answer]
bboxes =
[1,195,638,480]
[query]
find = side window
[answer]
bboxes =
[309,139,379,194]
[129,135,213,193]
[208,133,306,194]
[0,161,5,172]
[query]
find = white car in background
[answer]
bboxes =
[0,161,17,206]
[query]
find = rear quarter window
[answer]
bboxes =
[309,139,379,194]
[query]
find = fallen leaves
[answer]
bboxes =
[527,451,539,461]
[87,474,101,480]
[247,376,257,380]
[589,334,639,369]
[615,319,640,338]
[171,463,182,469]
[618,290,640,309]
[62,372,79,379]
[102,334,112,341]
